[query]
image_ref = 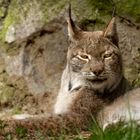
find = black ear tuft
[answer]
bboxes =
[66,3,81,40]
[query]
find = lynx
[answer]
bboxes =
[1,6,140,137]
[54,6,140,127]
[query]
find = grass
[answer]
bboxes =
[0,118,140,139]
[54,120,140,140]
[88,122,140,140]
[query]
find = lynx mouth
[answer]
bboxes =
[82,72,107,83]
[88,77,107,83]
[92,78,107,83]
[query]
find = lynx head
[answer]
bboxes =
[65,6,123,93]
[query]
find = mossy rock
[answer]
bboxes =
[0,0,111,43]
[0,0,139,43]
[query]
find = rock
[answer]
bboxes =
[5,25,15,43]
[5,1,43,43]
[117,17,140,87]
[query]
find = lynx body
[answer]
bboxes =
[54,7,140,127]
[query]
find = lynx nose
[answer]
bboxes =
[90,65,104,76]
[93,69,103,76]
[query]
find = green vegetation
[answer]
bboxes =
[15,126,28,138]
[88,122,140,140]
[0,0,18,41]
[0,119,139,140]
[41,0,66,23]
[87,0,140,22]
[0,7,4,18]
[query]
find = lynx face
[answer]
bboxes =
[66,13,123,93]
[67,31,122,92]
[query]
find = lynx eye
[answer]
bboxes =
[104,53,112,59]
[76,53,91,62]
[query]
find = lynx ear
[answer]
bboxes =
[66,4,81,40]
[103,17,118,47]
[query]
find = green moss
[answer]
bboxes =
[0,7,4,17]
[0,15,14,41]
[40,0,99,23]
[87,0,140,22]
[41,0,66,23]
[0,0,20,42]
[11,106,22,115]
[117,0,140,21]
[40,0,113,31]
[0,85,15,105]
[0,0,32,42]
